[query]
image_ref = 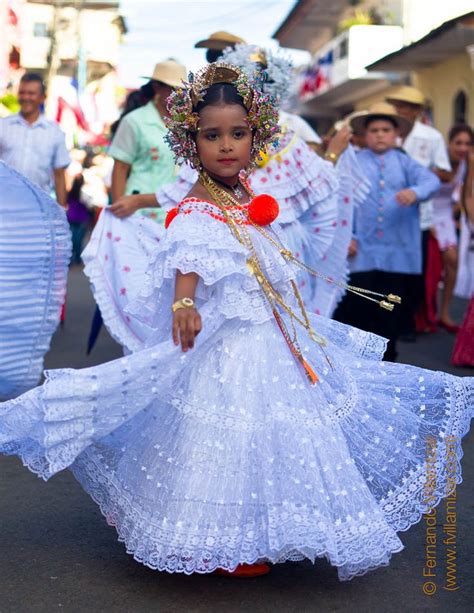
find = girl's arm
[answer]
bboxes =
[111,159,131,202]
[109,193,159,218]
[172,270,202,352]
[324,125,351,164]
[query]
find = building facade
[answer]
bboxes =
[0,0,126,144]
[274,0,474,136]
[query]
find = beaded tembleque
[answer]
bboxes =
[164,63,280,170]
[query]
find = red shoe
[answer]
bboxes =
[214,563,271,577]
[438,320,460,334]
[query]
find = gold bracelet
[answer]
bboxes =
[172,297,195,312]
[324,151,338,163]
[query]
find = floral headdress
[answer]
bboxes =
[221,44,293,106]
[165,62,280,169]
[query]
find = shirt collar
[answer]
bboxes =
[12,112,48,128]
[143,101,166,127]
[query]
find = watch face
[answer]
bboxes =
[182,297,194,307]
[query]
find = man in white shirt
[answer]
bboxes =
[0,73,70,206]
[386,85,451,336]
[386,86,451,228]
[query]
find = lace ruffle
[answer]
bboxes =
[1,312,473,581]
[250,132,338,224]
[126,204,297,329]
[82,211,164,352]
[305,145,371,316]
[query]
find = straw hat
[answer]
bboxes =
[385,85,425,107]
[142,60,187,88]
[194,31,246,50]
[350,102,413,136]
[334,110,368,134]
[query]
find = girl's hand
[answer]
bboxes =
[172,308,202,352]
[348,238,358,258]
[109,195,141,218]
[395,188,417,206]
[326,125,352,159]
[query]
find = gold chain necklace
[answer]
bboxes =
[199,171,330,384]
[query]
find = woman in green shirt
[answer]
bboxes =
[109,60,186,224]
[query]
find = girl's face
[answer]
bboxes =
[196,103,252,181]
[449,131,472,163]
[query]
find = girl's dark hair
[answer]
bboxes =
[140,80,156,103]
[195,82,246,113]
[68,175,85,200]
[448,123,474,143]
[364,114,398,130]
[206,49,224,63]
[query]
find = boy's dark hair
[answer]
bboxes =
[195,82,246,114]
[364,114,398,130]
[448,123,474,144]
[20,73,46,95]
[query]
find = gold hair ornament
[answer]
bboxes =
[165,63,280,170]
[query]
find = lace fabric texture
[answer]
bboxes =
[1,197,473,580]
[1,313,473,580]
[307,145,371,317]
[82,211,165,353]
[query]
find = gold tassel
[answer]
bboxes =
[387,294,402,304]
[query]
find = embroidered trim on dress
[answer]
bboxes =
[178,198,252,225]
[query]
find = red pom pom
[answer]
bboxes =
[164,207,179,229]
[248,194,279,226]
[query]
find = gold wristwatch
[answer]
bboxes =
[172,297,195,312]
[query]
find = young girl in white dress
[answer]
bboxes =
[1,64,473,580]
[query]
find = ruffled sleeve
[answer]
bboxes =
[249,131,338,223]
[125,199,279,330]
[153,199,249,284]
[155,164,197,211]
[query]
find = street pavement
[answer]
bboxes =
[1,268,473,612]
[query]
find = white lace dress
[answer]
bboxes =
[1,198,472,581]
[83,134,340,354]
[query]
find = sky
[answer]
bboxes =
[118,0,309,88]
